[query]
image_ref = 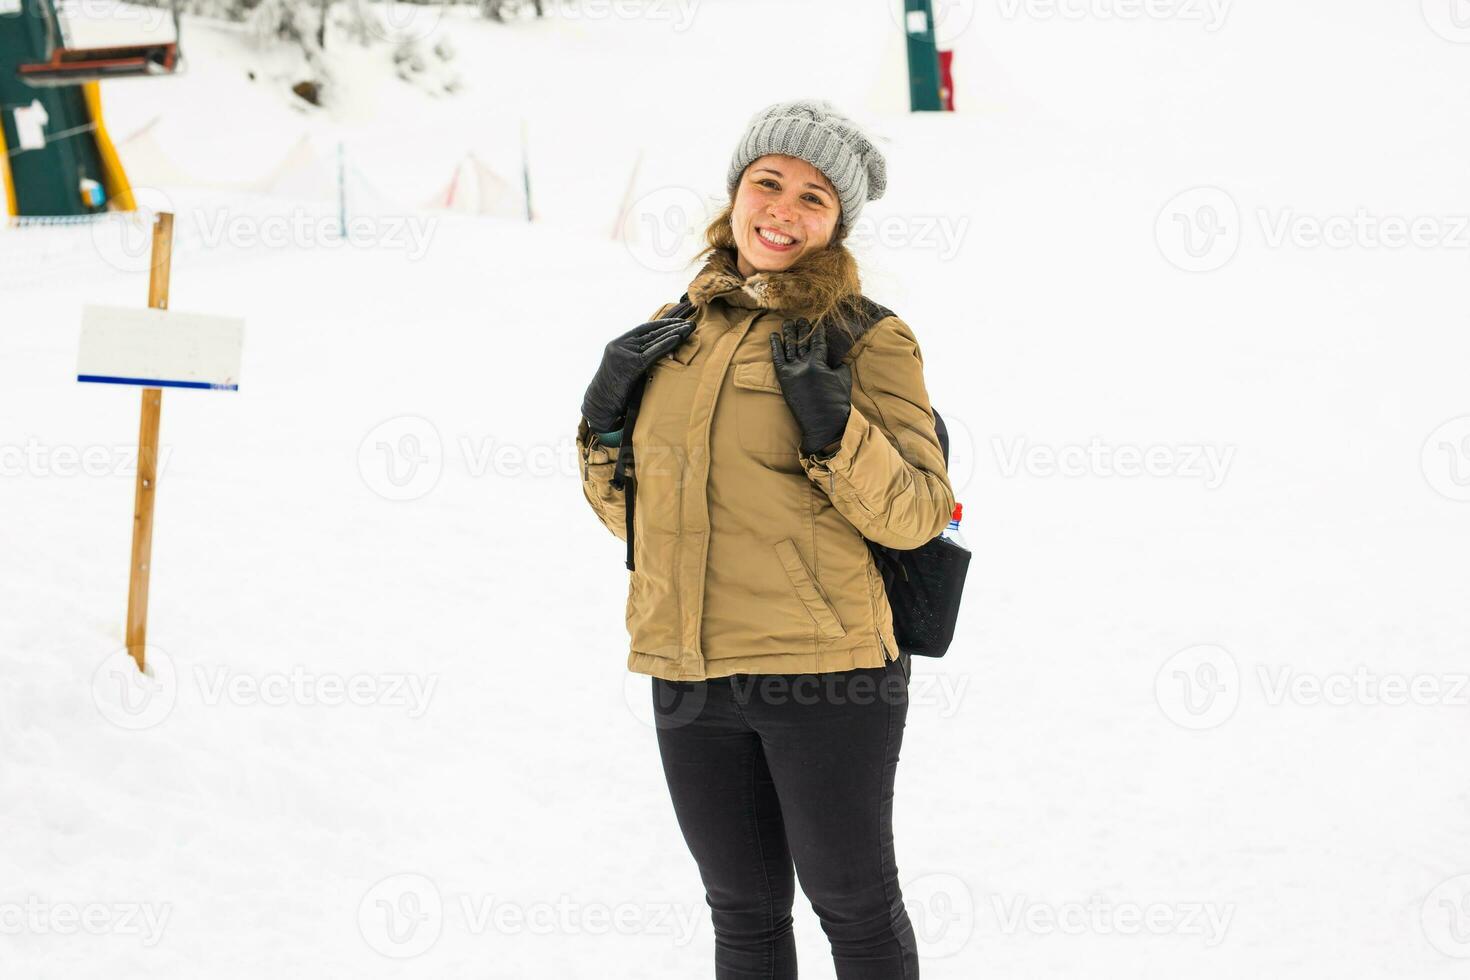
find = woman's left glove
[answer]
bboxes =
[770,318,852,457]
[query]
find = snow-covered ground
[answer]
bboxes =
[4,1,1470,977]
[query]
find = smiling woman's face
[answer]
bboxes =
[730,154,841,277]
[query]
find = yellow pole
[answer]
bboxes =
[82,82,137,211]
[0,121,16,217]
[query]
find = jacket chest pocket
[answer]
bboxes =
[643,329,699,415]
[649,329,702,378]
[731,360,801,457]
[636,333,704,487]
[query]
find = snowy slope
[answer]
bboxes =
[4,2,1470,978]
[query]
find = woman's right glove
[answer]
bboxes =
[770,318,852,457]
[580,317,695,432]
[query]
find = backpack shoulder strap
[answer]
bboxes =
[825,295,895,366]
[827,298,949,468]
[855,295,896,327]
[933,409,950,469]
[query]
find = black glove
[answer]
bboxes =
[769,318,852,457]
[581,317,695,432]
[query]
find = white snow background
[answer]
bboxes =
[3,0,1470,977]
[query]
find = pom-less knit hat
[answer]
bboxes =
[726,99,887,227]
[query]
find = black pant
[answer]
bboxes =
[652,655,918,979]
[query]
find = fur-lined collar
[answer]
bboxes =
[686,247,856,320]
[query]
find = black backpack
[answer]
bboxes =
[610,295,970,658]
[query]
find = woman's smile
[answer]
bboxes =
[755,225,801,252]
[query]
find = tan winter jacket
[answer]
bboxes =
[578,248,955,681]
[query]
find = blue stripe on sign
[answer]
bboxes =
[77,374,238,391]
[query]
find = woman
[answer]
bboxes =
[576,100,954,980]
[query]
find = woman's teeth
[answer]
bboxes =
[758,227,796,247]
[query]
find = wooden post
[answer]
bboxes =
[125,212,172,671]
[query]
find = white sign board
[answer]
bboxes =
[14,101,48,151]
[78,305,244,391]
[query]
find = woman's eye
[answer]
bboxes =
[803,194,827,206]
[758,179,779,190]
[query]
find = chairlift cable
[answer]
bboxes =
[5,120,98,157]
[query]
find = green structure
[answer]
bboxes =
[904,0,943,112]
[0,0,175,216]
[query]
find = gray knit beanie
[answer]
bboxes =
[726,99,886,227]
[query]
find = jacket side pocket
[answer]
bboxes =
[774,538,847,640]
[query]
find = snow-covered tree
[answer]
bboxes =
[481,0,542,22]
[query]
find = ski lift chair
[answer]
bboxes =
[17,41,178,86]
[15,0,182,87]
